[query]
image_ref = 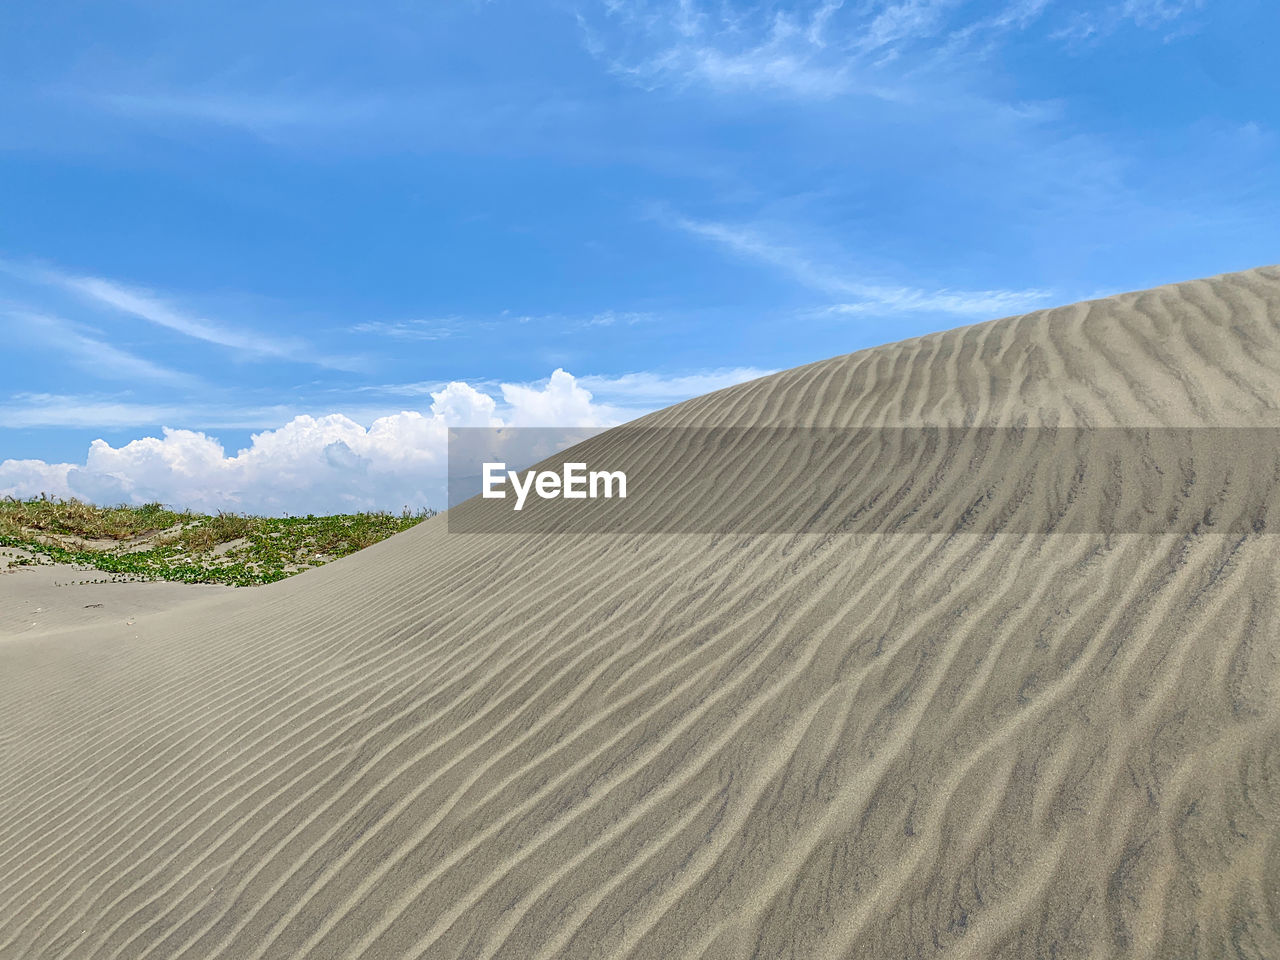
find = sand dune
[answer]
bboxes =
[0,552,233,641]
[3,266,1280,959]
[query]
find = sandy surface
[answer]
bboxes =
[1,266,1279,959]
[0,548,234,641]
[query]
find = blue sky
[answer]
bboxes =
[1,0,1277,512]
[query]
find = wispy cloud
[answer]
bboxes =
[587,0,1205,99]
[351,318,462,341]
[91,91,386,138]
[821,289,1051,317]
[860,0,956,55]
[2,259,355,368]
[348,380,461,397]
[5,311,196,387]
[61,274,302,358]
[938,0,1053,59]
[0,390,442,432]
[0,394,204,429]
[70,84,590,151]
[1053,0,1204,45]
[583,0,1040,100]
[584,310,652,326]
[577,367,773,401]
[352,309,654,337]
[670,214,1051,317]
[1119,0,1203,27]
[590,1,861,98]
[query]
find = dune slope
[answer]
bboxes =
[2,267,1280,959]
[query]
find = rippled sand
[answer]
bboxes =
[2,266,1278,959]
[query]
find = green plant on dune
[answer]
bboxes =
[0,496,436,587]
[0,495,194,542]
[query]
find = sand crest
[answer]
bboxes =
[2,266,1279,959]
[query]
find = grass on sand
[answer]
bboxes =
[0,495,435,587]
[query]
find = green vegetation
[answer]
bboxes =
[0,495,435,587]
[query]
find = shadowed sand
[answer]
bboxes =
[2,267,1279,959]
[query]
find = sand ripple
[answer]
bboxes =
[2,267,1279,958]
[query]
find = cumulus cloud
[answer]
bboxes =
[0,370,674,514]
[61,416,449,515]
[500,368,627,427]
[0,459,76,500]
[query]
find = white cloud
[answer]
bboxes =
[427,380,501,427]
[0,370,674,514]
[500,368,625,427]
[63,417,449,515]
[671,215,1051,317]
[0,459,75,500]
